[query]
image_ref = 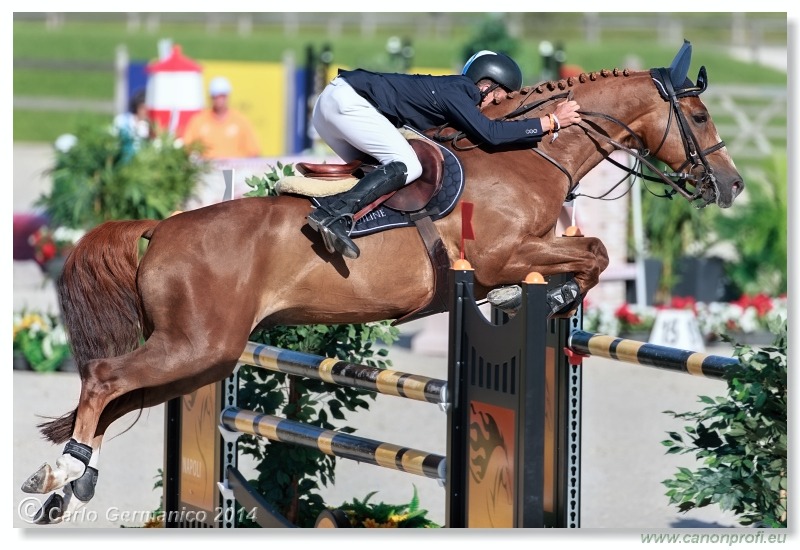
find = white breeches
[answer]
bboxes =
[311,76,423,184]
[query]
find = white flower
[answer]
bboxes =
[583,296,787,339]
[53,226,86,244]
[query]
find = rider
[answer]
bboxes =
[307,50,582,259]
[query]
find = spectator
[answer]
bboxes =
[182,76,261,159]
[113,89,151,158]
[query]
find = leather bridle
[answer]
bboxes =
[434,70,727,208]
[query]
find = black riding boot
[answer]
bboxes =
[307,161,408,259]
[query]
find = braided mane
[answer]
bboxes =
[493,67,640,106]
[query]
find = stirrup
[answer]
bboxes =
[307,210,360,259]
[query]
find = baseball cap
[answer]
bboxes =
[209,77,232,97]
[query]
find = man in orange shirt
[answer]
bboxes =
[183,76,261,159]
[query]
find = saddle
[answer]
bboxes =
[278,128,466,325]
[294,137,445,217]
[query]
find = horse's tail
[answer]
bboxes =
[38,219,160,444]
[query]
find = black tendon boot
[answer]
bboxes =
[307,161,408,259]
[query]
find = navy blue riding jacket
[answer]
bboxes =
[338,69,545,146]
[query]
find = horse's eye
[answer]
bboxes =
[692,113,708,124]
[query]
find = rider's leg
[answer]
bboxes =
[312,76,422,179]
[309,77,422,258]
[307,162,408,258]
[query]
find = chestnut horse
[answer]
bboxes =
[23,45,743,523]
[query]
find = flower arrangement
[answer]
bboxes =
[583,294,787,342]
[28,226,85,268]
[334,487,440,528]
[695,293,787,340]
[581,298,657,336]
[13,310,72,372]
[614,303,658,335]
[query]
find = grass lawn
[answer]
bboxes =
[13,17,787,143]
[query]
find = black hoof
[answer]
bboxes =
[34,493,64,525]
[547,280,581,317]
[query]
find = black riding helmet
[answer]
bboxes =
[462,50,523,92]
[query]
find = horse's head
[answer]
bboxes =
[478,41,744,209]
[641,41,745,208]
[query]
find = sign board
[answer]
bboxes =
[649,309,706,352]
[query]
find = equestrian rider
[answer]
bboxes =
[307,50,582,259]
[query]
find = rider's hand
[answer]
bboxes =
[553,100,581,128]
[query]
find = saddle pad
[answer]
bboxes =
[312,127,465,237]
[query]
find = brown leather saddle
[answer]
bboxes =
[297,135,454,326]
[296,138,445,218]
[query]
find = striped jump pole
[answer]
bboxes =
[221,407,446,481]
[240,342,447,405]
[568,330,739,379]
[164,264,577,529]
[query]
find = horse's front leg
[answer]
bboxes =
[478,234,609,315]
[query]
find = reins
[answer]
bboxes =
[433,70,726,207]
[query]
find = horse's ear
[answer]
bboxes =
[695,66,708,94]
[668,39,692,89]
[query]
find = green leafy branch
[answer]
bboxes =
[661,318,787,527]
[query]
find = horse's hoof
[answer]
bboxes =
[33,493,64,525]
[547,280,581,318]
[487,285,522,316]
[21,463,55,494]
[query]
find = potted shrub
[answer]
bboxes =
[637,161,717,303]
[31,121,208,313]
[35,122,209,242]
[661,318,787,527]
[713,152,787,298]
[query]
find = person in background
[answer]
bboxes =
[113,89,151,158]
[182,76,261,159]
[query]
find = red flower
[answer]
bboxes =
[732,294,774,318]
[614,304,642,326]
[670,295,697,312]
[39,242,57,261]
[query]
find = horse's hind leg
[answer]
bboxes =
[29,381,212,524]
[22,329,246,496]
[29,434,104,525]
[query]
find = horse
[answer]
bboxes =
[22,43,743,524]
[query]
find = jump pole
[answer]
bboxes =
[164,264,578,528]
